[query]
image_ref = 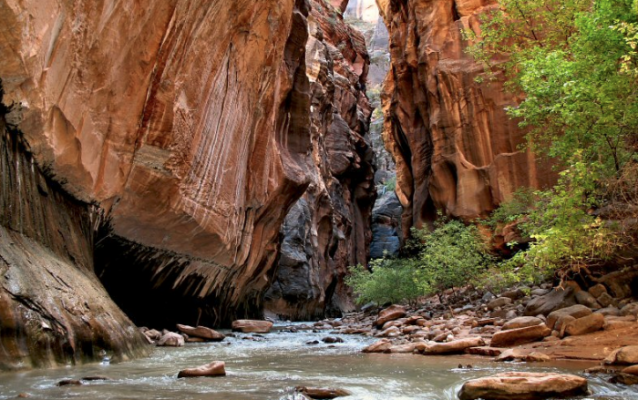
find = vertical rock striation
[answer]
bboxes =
[0,96,149,370]
[376,0,556,236]
[264,0,375,320]
[0,0,329,366]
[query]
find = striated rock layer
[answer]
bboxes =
[264,0,375,320]
[376,0,556,235]
[0,0,325,363]
[0,105,149,369]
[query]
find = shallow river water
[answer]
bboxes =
[1,325,638,400]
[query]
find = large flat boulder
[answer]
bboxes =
[425,337,485,355]
[458,372,588,400]
[490,324,551,348]
[178,361,226,378]
[231,320,273,333]
[502,317,543,331]
[176,324,225,341]
[375,305,407,327]
[564,313,605,336]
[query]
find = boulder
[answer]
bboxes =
[488,297,512,310]
[176,324,225,341]
[362,339,392,353]
[375,305,407,327]
[596,306,620,316]
[321,337,344,344]
[563,313,605,337]
[157,332,185,347]
[501,288,527,300]
[177,361,226,378]
[143,329,162,341]
[377,326,401,338]
[231,320,273,333]
[458,372,589,400]
[425,337,485,355]
[604,346,638,365]
[296,387,351,399]
[524,286,578,316]
[546,305,592,330]
[502,317,543,331]
[588,284,607,298]
[575,291,600,309]
[596,293,614,308]
[490,325,551,348]
[623,365,638,375]
[621,303,638,317]
[389,343,418,353]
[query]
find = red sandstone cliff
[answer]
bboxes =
[0,0,319,367]
[376,0,556,236]
[264,0,375,320]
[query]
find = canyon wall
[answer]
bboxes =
[0,0,333,366]
[376,0,556,236]
[264,0,375,320]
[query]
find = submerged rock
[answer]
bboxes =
[231,320,274,334]
[296,386,351,399]
[177,361,226,378]
[458,372,588,400]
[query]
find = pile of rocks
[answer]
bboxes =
[140,319,273,347]
[306,272,638,364]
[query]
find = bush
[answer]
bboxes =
[346,219,494,305]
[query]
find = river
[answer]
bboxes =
[1,324,637,400]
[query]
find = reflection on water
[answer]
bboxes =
[0,325,637,400]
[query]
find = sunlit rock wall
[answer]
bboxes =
[376,0,556,236]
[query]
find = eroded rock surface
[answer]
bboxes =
[376,0,556,234]
[0,0,320,331]
[264,0,375,320]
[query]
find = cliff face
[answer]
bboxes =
[0,0,319,364]
[264,0,375,320]
[376,0,556,235]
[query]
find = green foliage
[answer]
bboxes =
[345,260,423,306]
[464,0,638,285]
[383,176,396,192]
[346,220,494,305]
[485,187,535,228]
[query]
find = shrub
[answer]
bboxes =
[347,219,494,305]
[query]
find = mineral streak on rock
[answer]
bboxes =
[263,0,375,320]
[0,0,321,364]
[376,0,556,235]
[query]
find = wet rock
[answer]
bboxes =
[490,324,551,348]
[524,285,578,316]
[547,305,592,330]
[306,340,319,345]
[295,386,351,399]
[157,332,185,347]
[58,380,82,386]
[458,372,588,400]
[564,313,605,337]
[81,376,111,382]
[362,339,392,353]
[176,324,225,341]
[375,305,407,327]
[612,373,638,385]
[425,337,485,355]
[177,361,226,378]
[465,347,503,357]
[321,337,344,344]
[231,320,273,334]
[377,326,401,338]
[502,317,543,331]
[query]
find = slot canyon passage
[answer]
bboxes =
[1,0,638,399]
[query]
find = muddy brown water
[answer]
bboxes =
[0,324,637,400]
